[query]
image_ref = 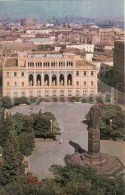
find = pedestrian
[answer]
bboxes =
[60,138,63,144]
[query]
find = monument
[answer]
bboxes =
[65,105,124,174]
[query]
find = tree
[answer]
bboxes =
[0,131,24,185]
[23,115,34,132]
[0,109,6,147]
[43,165,125,195]
[2,96,12,109]
[86,104,125,140]
[0,111,15,148]
[18,131,35,156]
[0,178,42,195]
[34,114,51,139]
[33,111,60,139]
[12,113,24,134]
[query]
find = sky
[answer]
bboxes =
[0,0,124,21]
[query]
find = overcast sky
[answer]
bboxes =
[0,0,124,20]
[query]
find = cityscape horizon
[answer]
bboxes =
[0,0,124,21]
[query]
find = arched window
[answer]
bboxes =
[67,74,72,86]
[59,74,64,86]
[44,74,49,86]
[36,74,41,86]
[52,74,57,86]
[29,74,34,86]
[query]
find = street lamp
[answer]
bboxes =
[109,119,112,129]
[116,83,124,103]
[50,119,53,132]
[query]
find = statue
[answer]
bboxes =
[89,105,100,129]
[37,80,40,86]
[68,79,71,85]
[61,80,63,86]
[53,80,56,86]
[29,80,32,86]
[44,80,48,86]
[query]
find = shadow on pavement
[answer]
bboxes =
[69,140,86,154]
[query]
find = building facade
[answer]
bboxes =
[21,18,36,27]
[113,40,124,85]
[2,52,98,98]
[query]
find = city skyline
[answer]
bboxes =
[0,0,124,21]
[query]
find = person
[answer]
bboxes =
[60,138,63,144]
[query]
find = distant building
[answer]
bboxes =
[21,18,36,27]
[66,44,94,53]
[113,40,124,85]
[2,52,98,98]
[28,37,55,45]
[99,27,124,44]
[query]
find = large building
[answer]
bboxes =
[2,52,98,98]
[113,40,124,85]
[21,18,36,27]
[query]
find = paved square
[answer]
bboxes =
[10,102,125,179]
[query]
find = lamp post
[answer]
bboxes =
[116,83,123,103]
[109,119,112,131]
[50,119,53,132]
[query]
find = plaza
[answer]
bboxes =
[10,102,125,179]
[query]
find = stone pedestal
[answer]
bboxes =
[65,128,124,174]
[88,128,100,154]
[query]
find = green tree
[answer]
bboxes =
[18,131,35,156]
[86,104,125,140]
[33,111,60,139]
[0,112,15,147]
[34,114,50,139]
[23,115,34,132]
[12,113,24,134]
[43,165,125,195]
[0,131,24,185]
[2,96,12,109]
[0,109,6,147]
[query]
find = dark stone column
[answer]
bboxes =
[88,128,100,155]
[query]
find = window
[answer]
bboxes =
[14,92,17,97]
[7,82,9,87]
[91,81,94,86]
[37,90,41,97]
[76,90,79,96]
[83,71,86,76]
[60,90,64,96]
[76,71,79,76]
[83,81,86,86]
[14,72,17,76]
[22,82,24,87]
[90,90,94,95]
[21,72,24,76]
[91,71,94,76]
[45,91,48,97]
[83,90,87,95]
[21,92,25,97]
[29,91,33,97]
[68,91,72,96]
[53,90,56,96]
[6,72,10,77]
[76,81,79,86]
[14,82,17,87]
[6,92,10,96]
